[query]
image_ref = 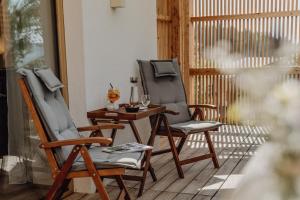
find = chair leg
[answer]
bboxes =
[162,115,184,179]
[141,149,157,182]
[80,146,110,200]
[53,179,71,199]
[137,150,153,197]
[148,165,157,182]
[176,136,187,154]
[110,128,117,146]
[115,175,131,200]
[46,145,81,200]
[117,190,126,200]
[204,131,219,168]
[146,115,163,182]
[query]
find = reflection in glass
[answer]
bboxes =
[3,0,58,70]
[0,0,59,185]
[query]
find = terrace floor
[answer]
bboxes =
[0,125,268,200]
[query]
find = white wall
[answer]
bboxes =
[64,0,157,193]
[64,0,157,128]
[82,0,157,110]
[81,0,157,144]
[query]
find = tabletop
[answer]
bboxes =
[87,105,166,121]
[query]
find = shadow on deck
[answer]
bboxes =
[0,125,268,200]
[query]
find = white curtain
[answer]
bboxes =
[6,68,52,185]
[6,68,29,184]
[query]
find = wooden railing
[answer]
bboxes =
[156,0,300,124]
[190,0,300,124]
[190,67,300,124]
[156,0,173,59]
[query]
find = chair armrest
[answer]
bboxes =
[40,137,112,148]
[164,109,180,115]
[190,104,221,121]
[77,124,125,132]
[189,104,217,110]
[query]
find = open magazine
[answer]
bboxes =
[102,142,153,154]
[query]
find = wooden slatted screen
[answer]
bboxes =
[190,0,300,124]
[156,0,191,95]
[157,0,173,59]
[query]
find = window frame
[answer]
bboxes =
[55,0,69,104]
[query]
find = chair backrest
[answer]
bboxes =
[138,59,191,125]
[18,68,80,166]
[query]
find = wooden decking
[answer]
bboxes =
[0,125,267,200]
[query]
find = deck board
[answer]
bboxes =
[0,125,267,200]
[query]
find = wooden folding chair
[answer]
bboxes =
[138,59,223,178]
[17,68,144,200]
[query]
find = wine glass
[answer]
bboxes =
[141,95,150,107]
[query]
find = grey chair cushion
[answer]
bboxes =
[138,59,191,125]
[34,68,64,92]
[18,68,80,165]
[18,68,148,170]
[151,61,177,77]
[72,146,144,171]
[170,120,222,135]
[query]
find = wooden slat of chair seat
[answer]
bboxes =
[18,78,131,200]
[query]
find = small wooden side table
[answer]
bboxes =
[87,105,166,197]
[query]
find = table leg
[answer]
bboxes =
[108,120,120,146]
[90,118,97,125]
[146,115,163,181]
[89,118,104,138]
[147,115,163,147]
[129,121,143,143]
[110,128,117,146]
[129,120,157,182]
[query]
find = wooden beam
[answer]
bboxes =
[179,0,192,103]
[55,0,69,104]
[171,0,179,59]
[191,10,300,22]
[190,67,300,76]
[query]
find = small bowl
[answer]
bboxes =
[125,106,140,113]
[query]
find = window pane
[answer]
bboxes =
[1,0,59,71]
[0,0,59,185]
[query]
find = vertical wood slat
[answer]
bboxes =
[157,0,173,59]
[157,0,300,124]
[190,0,300,124]
[56,0,69,103]
[157,0,192,101]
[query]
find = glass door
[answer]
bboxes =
[0,0,61,185]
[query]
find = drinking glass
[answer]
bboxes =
[141,95,150,107]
